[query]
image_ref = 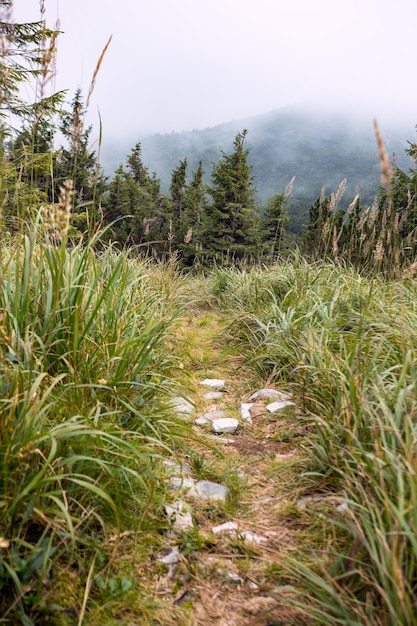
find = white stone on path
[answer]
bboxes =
[238,531,268,544]
[163,460,192,476]
[170,476,229,502]
[250,388,292,401]
[201,410,227,421]
[212,418,239,434]
[240,403,254,422]
[195,416,210,426]
[194,480,229,501]
[266,399,295,413]
[212,521,238,535]
[205,435,236,445]
[210,521,268,544]
[165,500,194,531]
[200,378,226,390]
[195,409,227,426]
[203,391,224,401]
[169,396,194,416]
[296,495,325,509]
[157,546,181,565]
[170,477,196,493]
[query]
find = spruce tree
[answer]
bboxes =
[169,158,188,221]
[105,144,169,254]
[204,129,259,263]
[180,160,207,266]
[0,7,64,229]
[261,180,293,260]
[56,90,108,234]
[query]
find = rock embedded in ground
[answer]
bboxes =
[266,399,295,413]
[201,409,227,421]
[240,402,254,423]
[202,391,225,401]
[173,590,194,606]
[170,477,197,494]
[168,396,195,416]
[195,409,227,426]
[221,571,243,584]
[163,460,192,476]
[200,378,226,390]
[205,435,236,445]
[157,546,181,565]
[212,417,239,434]
[165,500,194,531]
[296,494,326,509]
[238,530,268,544]
[212,521,239,535]
[250,388,292,401]
[170,476,229,501]
[194,480,229,501]
[195,416,210,426]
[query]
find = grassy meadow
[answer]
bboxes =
[2,229,417,624]
[204,259,417,625]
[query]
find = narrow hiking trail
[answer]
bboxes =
[155,305,312,626]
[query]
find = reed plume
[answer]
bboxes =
[374,119,392,190]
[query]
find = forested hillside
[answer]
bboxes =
[102,106,415,232]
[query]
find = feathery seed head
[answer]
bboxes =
[374,119,392,190]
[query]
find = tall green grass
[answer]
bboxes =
[204,260,417,625]
[0,216,188,623]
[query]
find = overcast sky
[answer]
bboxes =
[13,0,417,139]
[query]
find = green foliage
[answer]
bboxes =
[103,108,415,235]
[0,10,64,121]
[0,216,188,622]
[261,179,293,260]
[180,160,207,266]
[105,143,169,254]
[302,129,417,276]
[204,129,260,263]
[0,8,64,232]
[55,89,108,234]
[208,260,417,624]
[169,157,188,224]
[2,8,417,622]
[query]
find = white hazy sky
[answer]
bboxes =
[13,0,417,138]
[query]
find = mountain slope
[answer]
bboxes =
[102,106,415,232]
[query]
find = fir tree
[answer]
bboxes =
[0,7,64,229]
[169,157,188,222]
[204,129,259,263]
[180,160,207,266]
[56,90,108,234]
[105,144,169,254]
[261,178,294,260]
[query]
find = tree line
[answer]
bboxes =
[1,13,416,274]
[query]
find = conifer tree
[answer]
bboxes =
[169,158,188,222]
[204,129,259,263]
[105,144,169,253]
[55,90,108,234]
[261,177,294,260]
[0,5,64,229]
[180,160,207,265]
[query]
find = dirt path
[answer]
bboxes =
[157,307,309,626]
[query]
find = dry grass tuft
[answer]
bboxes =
[42,178,73,242]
